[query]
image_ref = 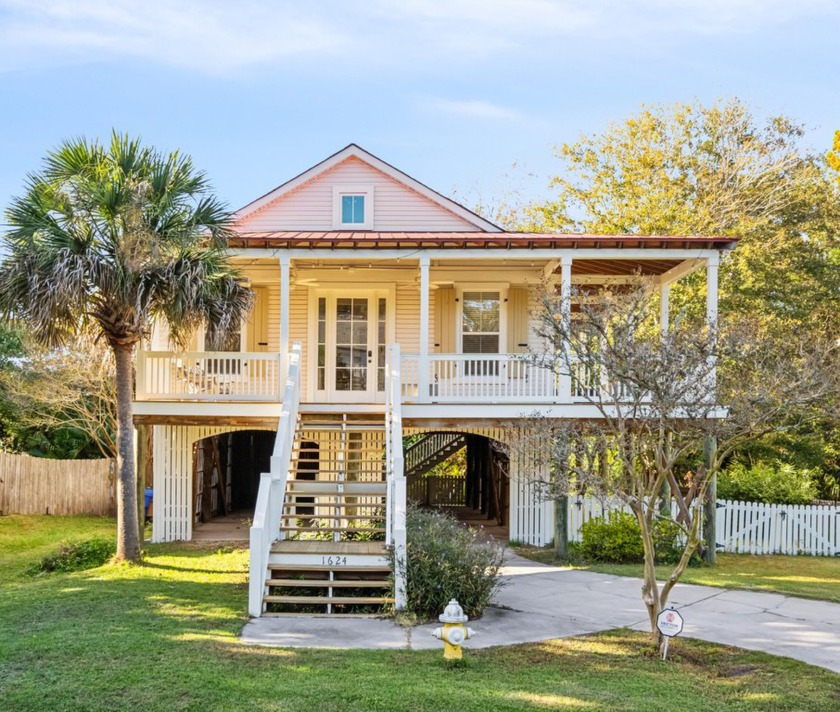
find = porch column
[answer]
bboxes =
[418,255,430,402]
[558,255,573,402]
[660,282,670,336]
[279,255,291,382]
[705,253,719,330]
[706,253,719,392]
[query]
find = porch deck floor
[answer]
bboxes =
[271,540,387,555]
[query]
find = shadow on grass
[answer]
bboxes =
[2,546,838,712]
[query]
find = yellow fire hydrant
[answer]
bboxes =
[432,599,475,660]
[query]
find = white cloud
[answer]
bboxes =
[420,96,526,121]
[0,0,349,74]
[0,0,836,74]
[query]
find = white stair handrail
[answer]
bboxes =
[248,342,302,617]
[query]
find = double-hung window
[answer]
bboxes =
[461,290,502,376]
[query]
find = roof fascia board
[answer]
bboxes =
[229,247,723,261]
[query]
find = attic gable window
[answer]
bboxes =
[333,186,374,229]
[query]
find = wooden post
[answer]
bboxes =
[136,424,154,541]
[703,436,718,565]
[554,495,569,560]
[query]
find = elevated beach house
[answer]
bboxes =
[134,145,734,616]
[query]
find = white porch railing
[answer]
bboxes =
[400,353,639,404]
[386,344,407,609]
[248,343,301,617]
[401,353,561,403]
[136,351,282,401]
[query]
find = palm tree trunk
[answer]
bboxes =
[113,342,141,562]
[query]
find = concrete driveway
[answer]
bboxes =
[242,552,840,674]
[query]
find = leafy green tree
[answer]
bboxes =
[521,99,840,338]
[0,133,251,561]
[0,329,116,459]
[519,99,840,487]
[828,130,840,186]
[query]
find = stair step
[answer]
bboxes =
[282,514,385,521]
[286,482,386,495]
[266,579,389,587]
[281,526,386,533]
[267,564,389,573]
[261,612,383,618]
[264,595,393,605]
[298,425,385,433]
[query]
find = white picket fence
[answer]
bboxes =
[567,496,840,557]
[717,500,840,556]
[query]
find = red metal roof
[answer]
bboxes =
[228,231,738,250]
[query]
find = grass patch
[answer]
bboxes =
[0,514,116,579]
[514,545,840,603]
[1,516,838,711]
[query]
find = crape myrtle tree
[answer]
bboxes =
[526,280,838,650]
[0,133,252,561]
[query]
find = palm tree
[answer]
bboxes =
[0,133,251,561]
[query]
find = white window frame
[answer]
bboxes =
[455,284,509,355]
[332,185,374,230]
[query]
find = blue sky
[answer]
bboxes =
[0,0,837,222]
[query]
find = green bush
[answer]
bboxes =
[718,462,816,505]
[392,506,505,620]
[578,512,686,564]
[30,537,115,574]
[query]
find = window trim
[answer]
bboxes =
[455,284,508,356]
[332,185,374,230]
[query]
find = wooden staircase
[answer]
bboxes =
[262,413,393,616]
[405,431,467,478]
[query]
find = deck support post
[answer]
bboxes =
[279,255,291,383]
[703,436,718,565]
[418,255,430,403]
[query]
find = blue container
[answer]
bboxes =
[144,487,153,516]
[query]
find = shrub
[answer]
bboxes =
[30,537,115,574]
[718,462,816,505]
[392,506,505,620]
[578,512,686,564]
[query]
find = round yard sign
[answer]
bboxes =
[656,608,684,638]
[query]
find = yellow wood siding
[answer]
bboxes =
[289,286,309,395]
[434,287,456,353]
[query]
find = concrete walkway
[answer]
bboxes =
[241,552,840,673]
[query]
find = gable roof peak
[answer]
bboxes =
[232,144,502,232]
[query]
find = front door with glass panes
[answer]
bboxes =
[460,290,505,377]
[315,292,389,403]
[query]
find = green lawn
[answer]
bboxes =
[1,516,838,711]
[514,545,840,604]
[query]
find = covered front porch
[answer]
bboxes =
[135,241,724,411]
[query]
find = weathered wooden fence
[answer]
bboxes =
[567,495,840,557]
[407,475,466,507]
[0,453,115,516]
